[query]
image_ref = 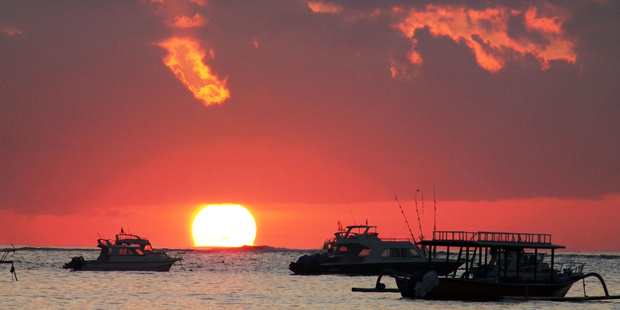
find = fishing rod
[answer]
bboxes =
[347,203,357,225]
[395,194,419,248]
[414,189,424,242]
[433,186,437,232]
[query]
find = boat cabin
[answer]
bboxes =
[96,238,148,262]
[115,233,154,252]
[420,231,584,283]
[330,225,424,263]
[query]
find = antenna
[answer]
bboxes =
[395,194,423,256]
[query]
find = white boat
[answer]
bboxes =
[63,232,181,271]
[289,224,461,275]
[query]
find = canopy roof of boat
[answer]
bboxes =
[419,231,565,249]
[116,233,149,241]
[345,225,377,229]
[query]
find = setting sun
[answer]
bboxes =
[192,204,257,247]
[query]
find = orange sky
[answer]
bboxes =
[1,195,619,252]
[1,1,619,251]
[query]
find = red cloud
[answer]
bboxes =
[307,1,342,14]
[1,22,23,36]
[168,13,208,28]
[394,4,577,72]
[157,37,230,106]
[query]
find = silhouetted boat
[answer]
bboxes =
[1,245,18,280]
[289,224,461,275]
[393,230,605,300]
[63,231,181,271]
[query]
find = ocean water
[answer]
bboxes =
[1,247,619,309]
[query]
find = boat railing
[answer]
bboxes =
[556,262,585,275]
[381,237,414,242]
[433,231,552,244]
[476,231,552,244]
[433,231,476,241]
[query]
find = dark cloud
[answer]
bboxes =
[0,0,618,216]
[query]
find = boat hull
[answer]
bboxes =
[397,276,578,300]
[291,259,460,276]
[73,259,178,272]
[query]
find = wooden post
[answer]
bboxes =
[550,249,555,282]
[534,248,538,282]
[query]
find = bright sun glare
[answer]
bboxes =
[192,204,257,247]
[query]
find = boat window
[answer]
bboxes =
[119,248,128,256]
[144,245,153,252]
[135,249,144,255]
[380,249,390,258]
[381,248,403,258]
[378,248,417,258]
[358,249,371,257]
[409,249,421,257]
[335,246,348,254]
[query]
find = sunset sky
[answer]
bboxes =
[1,0,619,251]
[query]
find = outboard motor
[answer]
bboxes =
[63,256,85,269]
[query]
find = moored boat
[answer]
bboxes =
[1,245,18,281]
[63,231,181,271]
[289,224,461,275]
[394,230,596,300]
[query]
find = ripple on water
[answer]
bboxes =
[1,249,619,309]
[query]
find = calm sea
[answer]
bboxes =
[1,247,619,309]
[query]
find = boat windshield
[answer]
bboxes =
[335,246,348,255]
[345,226,378,238]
